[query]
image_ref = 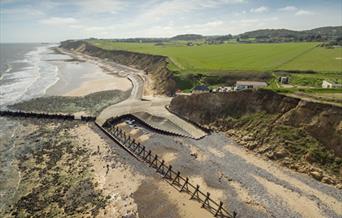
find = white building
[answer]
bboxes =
[235,81,267,91]
[322,80,342,88]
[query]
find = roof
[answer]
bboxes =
[323,80,341,85]
[193,85,209,91]
[236,81,267,86]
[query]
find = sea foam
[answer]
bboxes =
[0,45,60,107]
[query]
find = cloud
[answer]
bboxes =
[72,0,129,14]
[0,7,44,16]
[40,17,78,25]
[141,0,246,19]
[0,0,17,4]
[250,6,269,13]
[205,20,224,27]
[136,19,226,37]
[278,6,298,12]
[295,10,315,16]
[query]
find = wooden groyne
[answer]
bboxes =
[0,110,96,122]
[2,109,236,217]
[96,122,237,218]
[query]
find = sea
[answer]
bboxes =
[0,43,71,108]
[0,43,73,213]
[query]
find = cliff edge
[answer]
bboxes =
[60,40,176,96]
[169,90,342,186]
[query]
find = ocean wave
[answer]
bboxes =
[0,45,61,106]
[0,64,12,80]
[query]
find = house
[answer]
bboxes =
[235,81,267,91]
[322,80,342,88]
[192,85,210,93]
[278,76,289,84]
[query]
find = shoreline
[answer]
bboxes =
[46,47,132,97]
[0,117,212,217]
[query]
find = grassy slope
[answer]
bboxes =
[88,40,342,74]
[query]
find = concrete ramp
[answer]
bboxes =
[132,112,192,137]
[96,98,207,139]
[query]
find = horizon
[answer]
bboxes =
[0,25,341,44]
[1,26,342,44]
[1,0,342,43]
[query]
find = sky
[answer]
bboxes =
[0,0,341,43]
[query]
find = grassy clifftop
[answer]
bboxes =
[86,39,342,93]
[87,39,342,74]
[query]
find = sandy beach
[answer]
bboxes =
[46,57,132,97]
[65,77,131,96]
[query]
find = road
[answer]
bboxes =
[58,48,207,139]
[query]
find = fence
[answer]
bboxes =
[95,122,237,218]
[1,109,237,217]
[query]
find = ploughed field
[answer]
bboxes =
[87,40,342,74]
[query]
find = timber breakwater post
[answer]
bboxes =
[0,110,96,122]
[96,122,237,218]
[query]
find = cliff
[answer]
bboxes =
[60,40,176,96]
[170,90,342,186]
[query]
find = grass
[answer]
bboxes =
[87,39,342,74]
[87,39,342,95]
[266,87,342,94]
[288,72,342,87]
[280,46,342,72]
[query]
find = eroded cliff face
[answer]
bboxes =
[60,40,176,96]
[170,90,342,186]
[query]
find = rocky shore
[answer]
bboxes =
[9,90,130,116]
[1,118,106,216]
[0,117,146,217]
[0,116,217,217]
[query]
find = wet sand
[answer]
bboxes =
[46,57,132,97]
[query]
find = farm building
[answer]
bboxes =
[278,76,289,84]
[322,80,342,88]
[192,85,210,93]
[235,81,267,91]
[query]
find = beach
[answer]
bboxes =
[0,44,215,218]
[0,45,138,216]
[46,58,132,97]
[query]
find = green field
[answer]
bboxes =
[87,40,342,74]
[87,39,342,96]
